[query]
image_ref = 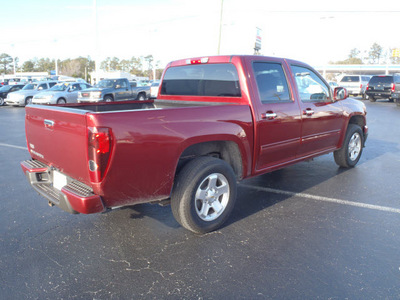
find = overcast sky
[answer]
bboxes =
[2,0,400,68]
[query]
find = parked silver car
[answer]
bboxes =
[5,81,58,106]
[32,82,92,105]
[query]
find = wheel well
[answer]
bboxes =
[104,94,113,100]
[177,141,243,180]
[57,97,66,103]
[349,115,365,129]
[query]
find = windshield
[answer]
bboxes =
[95,79,115,88]
[369,76,393,85]
[22,84,38,90]
[0,86,11,92]
[50,83,69,91]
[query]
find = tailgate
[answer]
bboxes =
[25,105,90,185]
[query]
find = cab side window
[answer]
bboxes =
[116,79,127,89]
[70,84,80,91]
[291,65,331,102]
[253,62,291,103]
[38,83,48,90]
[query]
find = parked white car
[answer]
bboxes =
[33,82,92,105]
[149,81,160,99]
[5,81,58,106]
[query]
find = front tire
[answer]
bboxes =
[104,96,113,102]
[171,156,237,234]
[137,93,146,101]
[57,98,66,104]
[25,97,33,106]
[334,124,364,168]
[0,97,4,106]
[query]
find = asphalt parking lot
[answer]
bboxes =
[1,99,400,299]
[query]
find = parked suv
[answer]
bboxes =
[365,75,400,104]
[339,75,371,98]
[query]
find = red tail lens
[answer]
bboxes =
[391,83,395,92]
[186,57,209,64]
[366,83,369,90]
[360,84,363,89]
[88,127,112,183]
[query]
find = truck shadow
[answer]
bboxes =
[123,138,398,232]
[225,138,399,229]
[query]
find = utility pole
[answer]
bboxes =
[217,0,224,55]
[94,0,100,84]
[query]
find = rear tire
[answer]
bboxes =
[0,97,4,106]
[137,93,146,101]
[171,156,237,234]
[369,96,376,102]
[334,124,364,168]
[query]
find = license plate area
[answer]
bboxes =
[53,170,68,191]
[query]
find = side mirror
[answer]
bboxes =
[333,87,348,101]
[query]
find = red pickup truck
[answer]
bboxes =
[21,55,368,234]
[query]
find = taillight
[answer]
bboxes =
[186,57,209,64]
[88,127,112,183]
[360,84,363,89]
[391,83,395,93]
[366,83,369,90]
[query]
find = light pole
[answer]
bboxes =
[54,39,58,76]
[11,44,16,75]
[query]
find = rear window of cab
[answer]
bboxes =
[160,64,241,97]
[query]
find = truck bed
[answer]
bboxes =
[56,99,237,113]
[24,99,253,212]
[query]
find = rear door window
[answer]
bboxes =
[253,62,291,103]
[161,64,241,97]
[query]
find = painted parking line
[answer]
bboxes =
[241,184,400,214]
[0,143,28,151]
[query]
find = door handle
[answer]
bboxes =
[303,108,314,116]
[44,119,54,130]
[261,112,277,120]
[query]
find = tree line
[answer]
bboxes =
[330,42,400,65]
[0,54,164,80]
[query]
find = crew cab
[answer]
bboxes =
[21,55,368,234]
[77,78,149,102]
